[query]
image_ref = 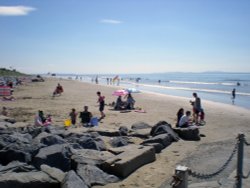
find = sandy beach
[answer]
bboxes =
[2,77,250,188]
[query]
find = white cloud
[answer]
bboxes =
[0,6,36,16]
[100,19,122,24]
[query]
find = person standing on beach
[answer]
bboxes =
[232,88,236,104]
[97,91,105,119]
[191,93,202,124]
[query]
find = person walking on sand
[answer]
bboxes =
[97,91,105,119]
[232,88,236,104]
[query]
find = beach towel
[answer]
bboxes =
[0,86,11,96]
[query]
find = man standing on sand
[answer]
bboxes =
[192,93,202,124]
[97,91,105,119]
[232,88,236,104]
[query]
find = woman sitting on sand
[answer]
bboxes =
[34,110,52,126]
[176,108,184,127]
[53,83,64,97]
[114,96,125,110]
[125,93,135,110]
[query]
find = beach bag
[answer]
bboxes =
[90,117,99,126]
[64,119,71,127]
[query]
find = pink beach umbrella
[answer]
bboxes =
[112,89,128,96]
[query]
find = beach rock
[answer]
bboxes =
[77,135,106,151]
[77,164,119,186]
[33,144,72,172]
[62,170,88,188]
[118,126,129,136]
[0,161,36,174]
[40,134,65,146]
[142,143,164,153]
[0,149,31,165]
[0,171,60,188]
[41,164,65,182]
[94,130,121,137]
[109,136,129,147]
[131,122,151,130]
[101,145,156,178]
[129,128,151,139]
[71,149,115,168]
[141,134,172,148]
[150,121,179,141]
[174,127,200,141]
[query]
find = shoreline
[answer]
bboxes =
[2,77,250,188]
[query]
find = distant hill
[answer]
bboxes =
[0,68,28,76]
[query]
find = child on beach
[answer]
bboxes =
[69,108,77,126]
[179,111,192,128]
[97,91,105,119]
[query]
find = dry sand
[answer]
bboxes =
[1,77,250,188]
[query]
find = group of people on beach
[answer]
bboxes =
[176,93,205,128]
[114,93,136,110]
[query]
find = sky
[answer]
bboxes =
[0,0,250,74]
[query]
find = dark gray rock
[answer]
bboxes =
[109,137,129,147]
[142,143,164,153]
[0,161,36,173]
[0,171,60,188]
[71,149,115,168]
[77,164,119,186]
[62,170,88,188]
[118,126,129,136]
[150,121,179,142]
[101,145,156,178]
[41,164,65,182]
[131,122,151,130]
[33,144,72,172]
[174,127,200,141]
[141,134,172,148]
[0,149,31,165]
[40,135,65,146]
[77,135,106,151]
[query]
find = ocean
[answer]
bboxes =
[57,72,250,110]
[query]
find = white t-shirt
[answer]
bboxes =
[179,115,189,127]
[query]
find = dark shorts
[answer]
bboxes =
[99,104,104,112]
[194,108,200,114]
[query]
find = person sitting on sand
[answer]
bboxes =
[53,83,64,97]
[176,108,184,127]
[125,93,135,110]
[114,96,125,110]
[79,106,93,127]
[44,114,52,126]
[34,110,46,126]
[1,107,8,116]
[179,111,192,128]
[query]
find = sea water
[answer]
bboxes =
[57,72,250,110]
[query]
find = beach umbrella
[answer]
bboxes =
[112,89,128,96]
[125,88,140,93]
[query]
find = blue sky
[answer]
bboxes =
[0,0,250,74]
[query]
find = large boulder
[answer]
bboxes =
[109,137,129,147]
[71,149,115,168]
[0,161,36,174]
[101,145,156,178]
[41,164,65,182]
[77,135,106,151]
[62,170,88,188]
[150,121,179,141]
[33,144,72,172]
[77,164,119,186]
[0,149,31,165]
[131,122,151,130]
[0,171,60,188]
[174,127,200,141]
[118,126,129,136]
